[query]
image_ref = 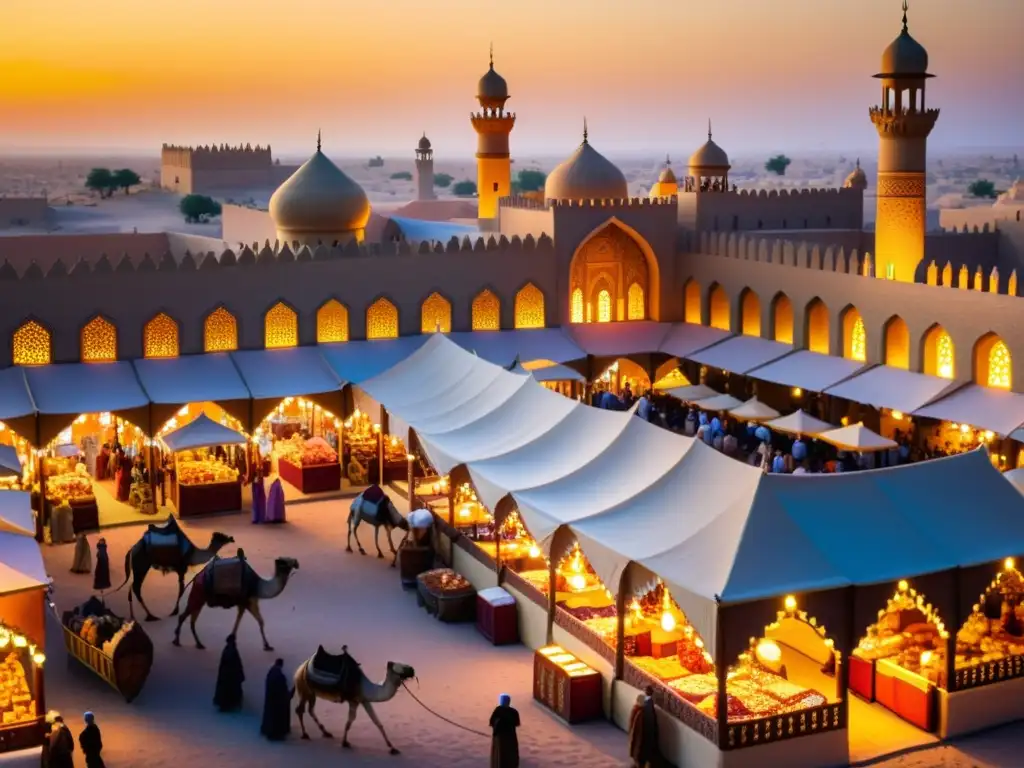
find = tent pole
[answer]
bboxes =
[546,546,557,645]
[715,602,728,749]
[614,575,626,680]
[379,406,389,487]
[147,403,157,513]
[945,568,960,692]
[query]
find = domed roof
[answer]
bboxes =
[477,47,508,103]
[418,133,431,151]
[844,159,868,190]
[878,3,929,76]
[688,121,730,170]
[269,134,370,236]
[658,156,677,184]
[544,123,629,202]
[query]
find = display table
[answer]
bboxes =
[278,459,341,494]
[875,659,936,731]
[477,587,518,646]
[172,481,242,518]
[534,646,602,724]
[0,718,44,753]
[70,500,100,533]
[849,655,875,701]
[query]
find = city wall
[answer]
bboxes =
[0,198,51,230]
[679,187,864,232]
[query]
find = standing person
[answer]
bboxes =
[70,534,92,574]
[260,658,291,741]
[251,474,267,525]
[48,716,75,768]
[93,539,111,597]
[489,693,520,768]
[213,634,245,712]
[628,686,661,768]
[78,712,104,768]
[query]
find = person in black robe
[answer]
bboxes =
[260,658,291,740]
[93,539,111,594]
[628,686,661,768]
[489,694,520,768]
[78,712,104,768]
[213,634,245,712]
[48,717,75,768]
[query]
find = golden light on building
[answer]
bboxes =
[937,331,954,379]
[1005,557,1015,571]
[471,289,501,331]
[988,340,1012,390]
[850,317,867,362]
[80,315,117,362]
[626,282,645,321]
[366,297,399,340]
[783,595,797,612]
[684,280,702,325]
[203,307,238,352]
[264,302,298,349]
[12,320,51,366]
[143,313,179,359]
[772,294,794,344]
[709,285,730,331]
[514,283,545,329]
[806,299,830,355]
[570,288,584,323]
[594,290,611,323]
[316,300,349,343]
[420,292,452,334]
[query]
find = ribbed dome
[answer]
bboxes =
[545,130,628,201]
[844,160,868,190]
[269,144,370,238]
[478,64,508,102]
[418,134,432,151]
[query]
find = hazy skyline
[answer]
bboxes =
[1,0,1021,157]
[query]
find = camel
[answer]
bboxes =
[172,555,299,651]
[346,486,409,565]
[114,515,234,621]
[291,646,415,754]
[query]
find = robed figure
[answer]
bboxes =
[78,713,104,768]
[260,658,291,740]
[264,478,286,524]
[93,538,111,593]
[251,475,267,524]
[489,694,520,768]
[48,718,75,768]
[213,634,245,712]
[628,688,661,768]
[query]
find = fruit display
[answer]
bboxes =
[855,582,949,683]
[276,435,338,467]
[177,460,238,486]
[0,652,36,726]
[956,566,1024,669]
[45,472,94,504]
[419,568,472,593]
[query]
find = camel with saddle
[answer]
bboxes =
[173,551,299,650]
[114,515,234,621]
[292,645,414,754]
[347,485,409,565]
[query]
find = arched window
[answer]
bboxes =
[514,283,545,329]
[923,325,954,379]
[772,293,793,344]
[421,293,452,334]
[708,285,730,331]
[842,308,866,362]
[684,280,702,324]
[317,300,349,343]
[144,313,179,359]
[883,316,910,369]
[805,299,829,355]
[366,297,399,339]
[988,341,1012,389]
[81,316,117,362]
[740,289,761,337]
[626,283,645,321]
[12,320,51,365]
[597,290,612,323]
[471,289,500,331]
[264,302,298,349]
[570,288,584,324]
[203,307,238,352]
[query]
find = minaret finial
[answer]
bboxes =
[316,130,321,153]
[708,119,713,141]
[583,117,588,144]
[901,0,909,33]
[666,154,671,166]
[856,157,861,169]
[489,42,494,69]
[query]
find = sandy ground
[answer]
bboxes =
[41,500,630,768]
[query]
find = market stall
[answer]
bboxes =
[41,453,98,533]
[275,435,341,494]
[162,414,244,518]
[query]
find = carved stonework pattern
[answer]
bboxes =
[877,174,926,198]
[316,300,350,343]
[203,307,238,353]
[570,224,649,321]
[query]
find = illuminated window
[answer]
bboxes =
[597,290,611,323]
[471,289,500,331]
[12,321,51,365]
[570,288,584,324]
[708,285,730,330]
[773,294,793,344]
[806,300,829,354]
[684,280,702,324]
[514,283,545,329]
[850,318,866,362]
[80,316,117,362]
[367,297,399,339]
[420,293,452,334]
[317,300,349,343]
[988,341,1012,389]
[203,307,238,352]
[937,331,954,379]
[144,313,179,359]
[626,283,644,321]
[740,290,761,337]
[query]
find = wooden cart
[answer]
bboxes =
[61,618,153,703]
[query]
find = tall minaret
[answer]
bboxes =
[870,2,939,283]
[415,133,436,201]
[471,45,515,221]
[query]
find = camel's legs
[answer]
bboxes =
[374,525,385,558]
[188,604,206,649]
[247,600,274,651]
[295,689,311,739]
[352,516,367,555]
[170,571,186,616]
[341,700,358,748]
[306,696,333,738]
[362,701,400,755]
[231,605,245,637]
[345,510,355,553]
[130,570,160,622]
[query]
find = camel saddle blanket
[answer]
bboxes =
[362,484,385,509]
[307,646,362,699]
[202,557,257,608]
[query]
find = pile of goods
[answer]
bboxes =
[64,608,136,657]
[668,668,826,722]
[277,435,338,467]
[46,472,94,504]
[957,565,1024,669]
[177,459,238,486]
[419,568,472,593]
[452,483,492,528]
[416,568,476,623]
[0,653,36,725]
[855,582,948,683]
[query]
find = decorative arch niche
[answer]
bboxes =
[514,283,545,329]
[883,316,910,370]
[203,307,238,352]
[143,313,179,359]
[80,315,117,362]
[683,279,702,325]
[841,306,867,362]
[771,293,794,344]
[12,320,51,366]
[316,300,350,343]
[568,219,660,323]
[739,289,761,337]
[421,292,452,334]
[708,284,730,331]
[922,324,955,379]
[974,333,1012,389]
[264,302,298,349]
[471,289,501,331]
[366,297,399,339]
[805,298,830,355]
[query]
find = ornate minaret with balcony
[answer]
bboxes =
[869,2,939,282]
[471,46,515,221]
[415,133,436,201]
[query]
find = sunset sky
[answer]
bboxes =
[0,0,1020,157]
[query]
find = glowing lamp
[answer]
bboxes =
[406,454,415,462]
[960,424,970,434]
[1006,558,1016,571]
[792,387,803,397]
[458,504,472,519]
[373,424,381,434]
[984,430,995,441]
[841,417,849,426]
[390,437,398,447]
[528,545,541,559]
[0,636,8,648]
[898,579,909,592]
[755,639,783,673]
[891,410,904,421]
[569,574,586,591]
[783,595,797,612]
[661,612,677,633]
[920,650,933,666]
[32,652,45,666]
[12,635,27,648]
[354,408,362,418]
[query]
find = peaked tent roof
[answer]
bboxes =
[664,384,720,402]
[694,393,744,412]
[447,330,585,366]
[765,409,834,437]
[0,492,48,594]
[161,412,247,452]
[729,397,781,422]
[0,491,37,536]
[319,336,429,385]
[817,424,897,452]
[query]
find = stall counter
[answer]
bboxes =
[278,459,341,495]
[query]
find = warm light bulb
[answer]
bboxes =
[755,639,782,666]
[458,504,472,519]
[891,410,904,420]
[13,636,27,648]
[984,431,995,441]
[784,595,797,612]
[406,454,415,462]
[569,574,586,591]
[920,650,933,666]
[1006,558,1015,571]
[528,545,540,559]
[898,579,909,592]
[661,611,677,633]
[960,424,970,434]
[792,387,802,397]
[32,653,45,666]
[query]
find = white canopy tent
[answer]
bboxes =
[161,413,247,452]
[817,424,897,453]
[693,393,744,412]
[765,410,834,437]
[729,397,781,422]
[664,384,720,403]
[0,492,48,593]
[1004,468,1024,494]
[0,445,22,478]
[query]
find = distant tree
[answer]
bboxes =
[433,173,453,188]
[368,156,384,168]
[179,194,222,223]
[84,168,116,198]
[765,155,792,176]
[452,180,477,197]
[516,169,546,192]
[968,179,998,199]
[389,171,413,181]
[112,168,141,195]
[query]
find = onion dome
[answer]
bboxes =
[477,45,509,106]
[688,121,730,170]
[877,2,929,76]
[844,159,868,190]
[659,155,677,184]
[544,120,629,202]
[418,133,432,151]
[269,132,371,239]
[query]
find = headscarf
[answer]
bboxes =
[498,694,511,707]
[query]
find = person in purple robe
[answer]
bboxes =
[251,475,267,524]
[265,478,286,523]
